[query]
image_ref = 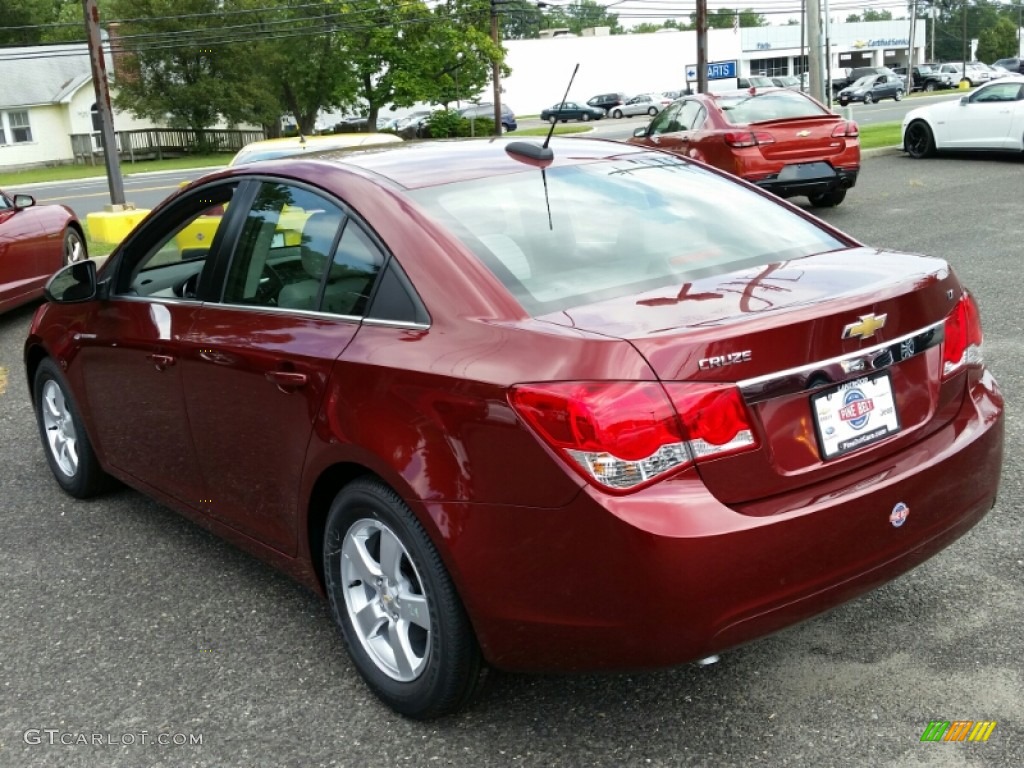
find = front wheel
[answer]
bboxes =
[905,120,936,159]
[33,358,109,498]
[839,100,849,107]
[323,478,484,719]
[63,228,87,265]
[894,89,903,101]
[612,109,623,119]
[863,93,874,105]
[809,189,847,208]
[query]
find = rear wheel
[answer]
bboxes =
[548,116,557,124]
[581,112,591,122]
[808,189,847,208]
[905,120,936,159]
[863,93,874,104]
[925,81,937,92]
[323,478,484,719]
[647,107,658,116]
[33,358,109,498]
[894,89,904,101]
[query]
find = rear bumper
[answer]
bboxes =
[755,166,858,198]
[428,370,1003,672]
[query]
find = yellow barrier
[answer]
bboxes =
[85,208,151,245]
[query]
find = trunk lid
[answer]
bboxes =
[751,116,853,161]
[536,247,966,504]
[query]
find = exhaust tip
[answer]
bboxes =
[694,654,720,667]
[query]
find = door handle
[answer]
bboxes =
[265,370,308,391]
[146,353,176,371]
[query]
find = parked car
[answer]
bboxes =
[937,63,990,86]
[902,75,1024,158]
[737,75,775,89]
[540,100,606,122]
[229,133,403,166]
[0,191,85,314]
[460,102,518,133]
[608,93,672,118]
[586,92,626,112]
[629,88,859,207]
[837,73,905,106]
[662,89,692,100]
[893,64,955,92]
[28,136,1004,719]
[832,66,899,92]
[771,75,802,90]
[993,57,1024,75]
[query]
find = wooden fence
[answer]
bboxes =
[70,128,266,165]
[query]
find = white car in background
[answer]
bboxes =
[902,75,1024,158]
[608,93,672,118]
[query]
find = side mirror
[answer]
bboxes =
[959,95,969,105]
[12,194,35,209]
[45,260,98,303]
[633,126,648,138]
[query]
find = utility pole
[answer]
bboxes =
[800,0,806,91]
[82,0,125,207]
[807,0,823,103]
[908,0,917,77]
[823,0,832,105]
[696,0,708,94]
[490,0,504,136]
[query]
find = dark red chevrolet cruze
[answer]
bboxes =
[25,137,1003,718]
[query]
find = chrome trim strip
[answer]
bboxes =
[738,320,945,404]
[110,295,431,330]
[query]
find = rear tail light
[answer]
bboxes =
[831,120,859,137]
[942,291,984,378]
[509,382,758,492]
[724,130,776,148]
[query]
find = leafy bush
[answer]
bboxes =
[422,109,495,138]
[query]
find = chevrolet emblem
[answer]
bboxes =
[842,313,887,340]
[797,130,810,137]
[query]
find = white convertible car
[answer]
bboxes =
[902,75,1024,158]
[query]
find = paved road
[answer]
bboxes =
[1,152,1022,768]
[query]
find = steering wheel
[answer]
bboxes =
[254,264,285,306]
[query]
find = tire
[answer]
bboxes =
[925,81,937,92]
[808,189,847,208]
[548,116,557,124]
[894,89,903,101]
[905,120,936,159]
[648,107,658,116]
[863,93,874,105]
[33,358,109,498]
[323,478,483,719]
[839,100,849,107]
[581,112,590,122]
[612,109,623,119]
[63,228,87,265]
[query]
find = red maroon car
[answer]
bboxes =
[25,138,1002,719]
[1,189,86,314]
[628,88,860,207]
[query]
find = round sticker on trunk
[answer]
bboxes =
[890,502,909,528]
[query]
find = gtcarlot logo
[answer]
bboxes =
[23,729,204,747]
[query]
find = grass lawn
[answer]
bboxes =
[858,121,902,150]
[515,125,592,137]
[0,155,229,187]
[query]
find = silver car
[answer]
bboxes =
[608,93,671,118]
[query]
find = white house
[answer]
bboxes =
[0,43,159,170]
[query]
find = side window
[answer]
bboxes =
[121,182,238,299]
[676,101,704,132]
[650,102,683,135]
[320,222,384,317]
[222,183,344,310]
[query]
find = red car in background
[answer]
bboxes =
[26,138,1002,719]
[629,88,860,208]
[1,189,86,314]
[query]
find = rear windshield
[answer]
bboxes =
[718,90,828,125]
[410,154,845,315]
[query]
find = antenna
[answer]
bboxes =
[543,63,580,150]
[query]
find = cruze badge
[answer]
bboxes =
[797,130,810,137]
[698,350,752,371]
[842,313,887,341]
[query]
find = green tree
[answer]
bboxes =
[0,0,54,45]
[738,9,766,27]
[977,16,1018,61]
[499,0,544,40]
[863,9,893,22]
[541,0,621,35]
[690,8,764,30]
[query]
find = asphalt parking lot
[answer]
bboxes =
[1,149,1022,768]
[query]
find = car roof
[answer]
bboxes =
[235,137,654,190]
[230,133,402,165]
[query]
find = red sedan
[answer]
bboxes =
[26,138,1002,719]
[629,88,860,207]
[1,190,86,314]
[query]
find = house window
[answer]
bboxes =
[8,111,32,143]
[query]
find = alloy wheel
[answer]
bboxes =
[41,379,79,477]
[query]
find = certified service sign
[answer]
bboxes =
[889,501,910,528]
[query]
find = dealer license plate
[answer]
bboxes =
[811,372,900,459]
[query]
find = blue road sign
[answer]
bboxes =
[685,60,738,81]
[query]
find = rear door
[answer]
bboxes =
[180,180,385,554]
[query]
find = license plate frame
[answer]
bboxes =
[777,161,835,182]
[811,372,901,460]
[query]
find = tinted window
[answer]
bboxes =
[320,222,384,316]
[718,90,829,124]
[411,155,844,315]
